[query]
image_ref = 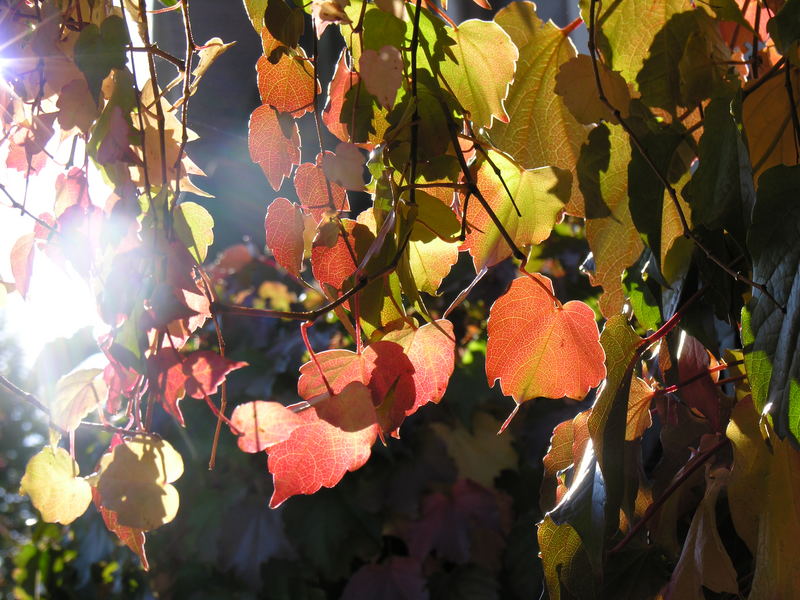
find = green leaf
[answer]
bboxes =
[20,446,92,525]
[264,0,304,48]
[74,16,130,103]
[622,267,662,331]
[746,164,800,442]
[579,0,690,86]
[363,8,407,52]
[242,0,268,30]
[492,2,587,215]
[538,516,596,600]
[439,19,518,129]
[767,0,800,55]
[174,202,215,264]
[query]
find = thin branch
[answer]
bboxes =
[408,0,423,206]
[0,182,57,233]
[127,45,186,71]
[785,64,800,163]
[587,0,784,313]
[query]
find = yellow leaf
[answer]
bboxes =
[97,436,184,531]
[20,446,92,525]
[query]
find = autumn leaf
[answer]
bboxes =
[51,368,108,432]
[322,142,366,191]
[555,54,631,125]
[492,2,588,215]
[182,350,247,400]
[264,197,307,277]
[543,411,591,477]
[248,104,300,191]
[173,201,214,264]
[359,46,403,109]
[461,150,571,271]
[10,233,35,299]
[626,377,654,440]
[20,446,92,525]
[295,155,349,222]
[439,19,518,129]
[267,381,380,507]
[323,50,358,142]
[256,52,317,116]
[97,435,184,531]
[486,274,606,404]
[311,218,371,290]
[92,487,149,570]
[56,78,98,133]
[229,400,306,453]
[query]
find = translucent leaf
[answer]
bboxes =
[265,197,306,277]
[52,368,108,432]
[174,201,214,264]
[248,104,300,191]
[20,446,92,525]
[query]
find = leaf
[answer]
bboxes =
[727,395,800,599]
[431,412,517,488]
[19,446,92,525]
[555,55,631,125]
[667,468,738,599]
[56,78,98,133]
[229,400,305,453]
[768,0,800,54]
[146,348,188,425]
[461,150,571,271]
[174,201,214,264]
[543,411,591,479]
[322,142,366,191]
[404,479,506,564]
[242,0,267,30]
[264,0,304,48]
[747,165,800,442]
[486,274,605,404]
[626,377,654,440]
[256,52,317,116]
[182,350,247,400]
[579,0,691,85]
[341,557,428,600]
[248,104,300,191]
[323,49,358,142]
[265,197,307,277]
[295,155,349,222]
[675,335,723,431]
[491,2,588,215]
[407,211,459,296]
[10,233,35,299]
[439,19,518,129]
[267,381,380,507]
[311,218,371,290]
[74,16,129,102]
[537,516,596,600]
[52,368,108,432]
[92,487,149,570]
[579,123,644,317]
[742,67,800,180]
[359,46,403,109]
[97,435,184,531]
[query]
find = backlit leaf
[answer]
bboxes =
[439,19,518,129]
[295,155,349,222]
[486,274,605,404]
[74,16,129,102]
[256,52,317,116]
[626,377,654,440]
[461,150,571,271]
[265,197,306,277]
[267,381,380,507]
[52,368,108,432]
[323,50,358,142]
[174,201,214,264]
[248,104,300,191]
[359,46,403,109]
[492,2,588,215]
[322,142,366,191]
[230,400,305,453]
[20,446,92,525]
[10,233,35,299]
[97,435,184,531]
[555,55,631,125]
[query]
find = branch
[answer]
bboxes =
[587,0,784,312]
[408,0,423,206]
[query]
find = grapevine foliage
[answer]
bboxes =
[3,0,800,596]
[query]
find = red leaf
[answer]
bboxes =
[264,197,306,277]
[267,381,379,507]
[323,49,358,142]
[256,54,318,116]
[6,142,46,174]
[146,348,188,425]
[676,335,723,431]
[248,104,300,191]
[311,218,371,291]
[295,154,349,222]
[103,362,138,414]
[92,487,149,570]
[54,167,91,217]
[341,557,428,600]
[486,274,605,403]
[182,351,247,399]
[230,400,306,453]
[10,233,35,298]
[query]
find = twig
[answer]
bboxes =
[408,0,422,206]
[785,65,800,163]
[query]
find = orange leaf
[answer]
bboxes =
[267,381,379,507]
[311,218,371,290]
[323,50,357,143]
[92,488,149,570]
[295,155,349,222]
[248,104,300,191]
[256,53,317,116]
[264,197,306,277]
[626,377,654,440]
[486,274,605,403]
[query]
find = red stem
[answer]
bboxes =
[301,321,334,397]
